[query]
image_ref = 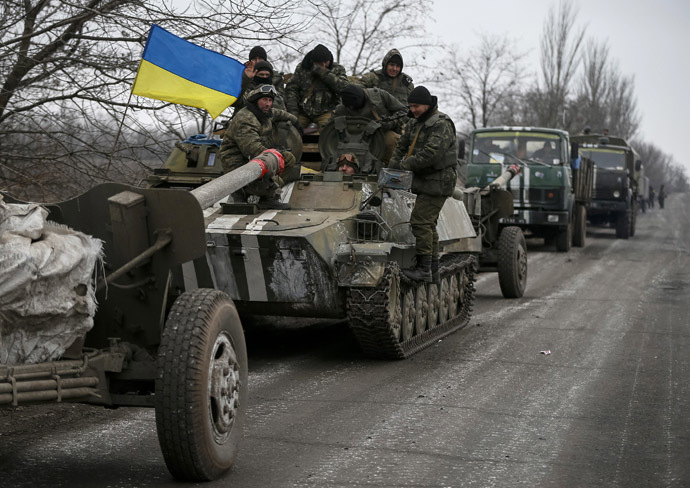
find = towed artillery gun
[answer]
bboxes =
[0,153,294,481]
[454,164,528,298]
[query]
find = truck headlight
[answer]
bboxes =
[613,190,621,198]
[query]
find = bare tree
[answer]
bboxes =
[572,39,639,138]
[303,0,432,76]
[634,140,688,194]
[0,0,304,200]
[530,0,586,129]
[438,35,525,130]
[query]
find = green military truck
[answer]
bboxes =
[569,133,643,239]
[466,127,593,252]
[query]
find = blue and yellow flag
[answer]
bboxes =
[132,25,244,118]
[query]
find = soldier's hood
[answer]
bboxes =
[382,49,404,73]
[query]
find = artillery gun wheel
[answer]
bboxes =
[555,222,572,252]
[427,284,440,328]
[156,289,247,481]
[347,256,477,359]
[615,209,630,239]
[497,226,527,298]
[572,204,587,248]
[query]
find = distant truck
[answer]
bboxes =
[570,133,643,239]
[466,127,593,252]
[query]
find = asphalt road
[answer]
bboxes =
[1,194,688,488]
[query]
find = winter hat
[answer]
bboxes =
[247,85,277,103]
[388,53,403,66]
[311,44,333,64]
[254,60,274,78]
[340,84,366,109]
[407,86,433,105]
[248,46,267,61]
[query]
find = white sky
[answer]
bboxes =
[429,0,689,174]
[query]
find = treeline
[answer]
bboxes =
[0,0,685,201]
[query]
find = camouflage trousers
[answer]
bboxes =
[410,193,447,256]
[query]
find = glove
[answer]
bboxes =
[400,158,412,171]
[388,159,401,170]
[292,119,304,136]
[312,65,329,78]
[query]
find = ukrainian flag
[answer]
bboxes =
[132,25,244,119]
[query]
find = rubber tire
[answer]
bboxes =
[155,289,248,481]
[497,226,527,298]
[615,210,630,239]
[572,204,586,248]
[555,222,572,252]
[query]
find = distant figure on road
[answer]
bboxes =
[658,184,666,209]
[648,185,655,208]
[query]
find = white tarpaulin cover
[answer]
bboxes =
[0,196,102,365]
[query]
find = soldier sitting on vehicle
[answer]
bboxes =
[234,60,286,113]
[532,141,557,162]
[358,49,414,105]
[235,46,286,115]
[334,84,408,162]
[219,85,301,209]
[285,44,349,130]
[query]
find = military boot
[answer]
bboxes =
[403,255,432,282]
[431,256,440,284]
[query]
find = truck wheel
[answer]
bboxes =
[555,222,572,252]
[156,289,247,481]
[497,226,527,298]
[572,204,587,248]
[615,210,630,239]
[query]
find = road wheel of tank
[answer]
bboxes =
[448,274,460,318]
[572,204,587,248]
[386,270,402,341]
[414,283,428,335]
[400,286,416,341]
[497,226,527,299]
[427,284,440,329]
[437,277,450,324]
[615,210,630,239]
[156,289,247,482]
[456,270,469,313]
[555,222,572,252]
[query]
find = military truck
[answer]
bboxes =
[570,133,643,239]
[466,127,593,251]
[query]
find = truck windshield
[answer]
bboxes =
[580,148,626,170]
[470,131,562,165]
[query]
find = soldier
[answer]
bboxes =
[358,49,414,105]
[235,47,286,115]
[334,83,408,163]
[389,86,458,282]
[648,185,655,208]
[658,184,666,209]
[234,60,286,112]
[219,85,300,209]
[285,44,349,129]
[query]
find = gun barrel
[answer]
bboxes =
[482,164,520,191]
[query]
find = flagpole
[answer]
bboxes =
[106,91,133,178]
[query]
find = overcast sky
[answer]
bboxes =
[429,0,689,175]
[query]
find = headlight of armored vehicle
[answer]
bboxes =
[613,190,621,198]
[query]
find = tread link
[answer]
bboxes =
[347,254,477,359]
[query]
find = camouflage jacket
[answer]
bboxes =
[390,107,457,197]
[285,62,349,119]
[219,104,297,172]
[358,49,414,105]
[333,87,408,132]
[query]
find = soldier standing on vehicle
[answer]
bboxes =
[219,85,300,209]
[334,83,408,163]
[388,86,458,283]
[285,44,349,130]
[358,49,414,105]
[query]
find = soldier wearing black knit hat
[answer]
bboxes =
[389,85,458,283]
